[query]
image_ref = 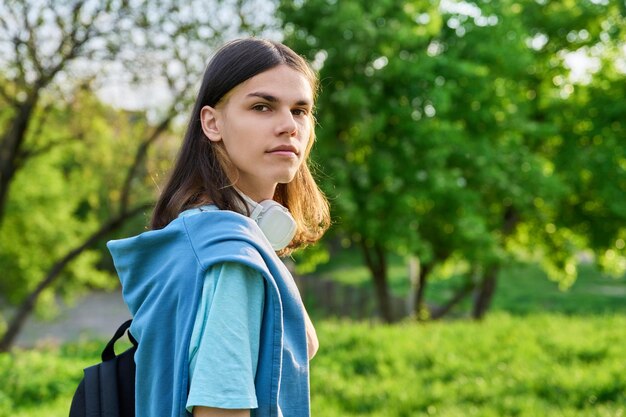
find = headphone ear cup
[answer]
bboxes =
[234,189,296,251]
[257,201,297,251]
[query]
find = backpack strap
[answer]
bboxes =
[102,319,135,361]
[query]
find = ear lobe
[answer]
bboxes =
[200,105,222,142]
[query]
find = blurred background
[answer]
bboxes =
[0,0,625,416]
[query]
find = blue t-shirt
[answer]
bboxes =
[186,262,265,412]
[180,206,265,413]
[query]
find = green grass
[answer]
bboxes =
[1,314,625,417]
[311,314,626,416]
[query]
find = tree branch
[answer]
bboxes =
[11,35,28,89]
[0,202,153,351]
[17,137,70,162]
[0,10,10,35]
[119,114,173,213]
[430,281,474,320]
[44,1,109,84]
[20,0,45,77]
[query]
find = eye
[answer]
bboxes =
[252,104,271,112]
[292,108,308,116]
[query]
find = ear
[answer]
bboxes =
[200,105,222,142]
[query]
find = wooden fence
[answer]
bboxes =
[293,274,408,320]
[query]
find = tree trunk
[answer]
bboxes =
[471,266,498,320]
[119,114,172,213]
[0,203,151,352]
[414,264,431,320]
[468,206,519,320]
[361,242,393,322]
[0,98,38,226]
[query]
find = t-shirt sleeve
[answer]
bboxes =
[186,262,265,412]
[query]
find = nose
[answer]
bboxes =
[276,109,297,136]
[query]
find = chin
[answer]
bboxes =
[275,171,299,185]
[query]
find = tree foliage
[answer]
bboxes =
[279,0,626,320]
[0,0,279,350]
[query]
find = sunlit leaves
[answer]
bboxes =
[0,90,155,313]
[281,0,626,304]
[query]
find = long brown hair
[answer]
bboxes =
[151,38,330,253]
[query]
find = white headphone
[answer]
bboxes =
[236,191,297,251]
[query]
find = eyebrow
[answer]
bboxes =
[246,92,312,107]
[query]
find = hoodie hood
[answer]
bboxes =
[107,209,277,320]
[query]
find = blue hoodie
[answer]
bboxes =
[107,209,310,417]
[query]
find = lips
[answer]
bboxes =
[267,144,299,155]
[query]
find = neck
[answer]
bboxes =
[235,184,275,203]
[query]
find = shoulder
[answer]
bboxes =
[182,208,258,239]
[182,209,275,271]
[197,262,265,317]
[207,261,265,289]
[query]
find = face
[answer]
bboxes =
[200,65,314,201]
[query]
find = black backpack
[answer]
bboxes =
[69,319,137,417]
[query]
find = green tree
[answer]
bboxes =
[512,0,626,284]
[280,0,626,321]
[0,0,279,350]
[0,0,135,226]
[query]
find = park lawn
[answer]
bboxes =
[1,313,625,417]
[310,314,626,417]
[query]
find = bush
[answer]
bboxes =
[0,340,101,417]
